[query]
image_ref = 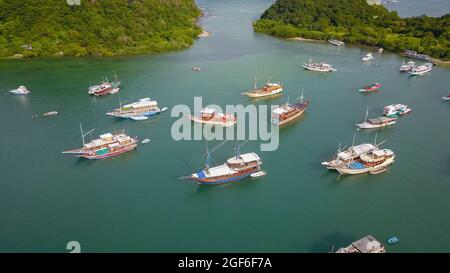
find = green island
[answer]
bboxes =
[0,0,202,58]
[253,0,450,61]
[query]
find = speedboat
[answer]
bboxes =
[442,93,450,101]
[387,236,400,245]
[358,83,382,93]
[142,138,151,144]
[362,53,374,62]
[9,86,30,95]
[303,59,337,72]
[250,171,266,178]
[383,104,412,117]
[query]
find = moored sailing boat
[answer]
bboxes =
[334,148,395,175]
[190,108,236,127]
[88,74,121,96]
[186,142,263,185]
[62,124,138,160]
[242,76,283,98]
[302,59,337,72]
[271,91,310,126]
[106,97,166,121]
[356,108,397,129]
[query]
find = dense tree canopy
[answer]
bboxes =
[253,0,450,60]
[0,0,201,57]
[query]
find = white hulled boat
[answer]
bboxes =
[399,60,415,72]
[328,39,344,46]
[362,53,374,62]
[190,108,236,127]
[302,59,337,72]
[409,63,433,76]
[9,86,30,95]
[106,98,166,121]
[383,104,412,117]
[356,108,397,129]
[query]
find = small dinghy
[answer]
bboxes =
[387,236,400,245]
[142,138,151,144]
[161,106,168,112]
[250,171,266,178]
[130,116,148,121]
[43,111,58,117]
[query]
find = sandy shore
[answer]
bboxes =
[289,37,326,43]
[198,29,211,38]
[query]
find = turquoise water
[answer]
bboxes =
[0,0,449,252]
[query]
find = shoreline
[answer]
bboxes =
[197,29,211,38]
[289,36,450,66]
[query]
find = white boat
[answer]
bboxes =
[356,108,397,129]
[409,62,433,76]
[161,107,168,112]
[399,61,415,72]
[442,93,450,101]
[362,53,374,62]
[106,98,165,120]
[43,111,58,117]
[303,59,337,72]
[328,39,344,46]
[383,104,412,117]
[141,138,151,144]
[250,171,266,178]
[9,86,30,95]
[377,48,384,54]
[335,149,395,175]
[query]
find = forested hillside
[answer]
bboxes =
[253,0,450,60]
[0,0,201,57]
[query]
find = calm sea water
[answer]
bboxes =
[0,0,449,253]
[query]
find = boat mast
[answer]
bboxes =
[79,123,95,147]
[373,133,378,146]
[253,75,257,90]
[364,107,369,123]
[300,89,304,104]
[351,133,356,147]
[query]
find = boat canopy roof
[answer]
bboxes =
[203,164,234,178]
[202,108,216,114]
[124,98,158,108]
[100,133,113,139]
[373,149,394,157]
[352,236,384,253]
[350,143,375,155]
[227,152,260,164]
[273,107,288,115]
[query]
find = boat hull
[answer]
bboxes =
[356,121,396,129]
[190,116,236,127]
[106,110,161,119]
[272,108,306,126]
[336,157,395,175]
[77,144,137,160]
[244,88,283,98]
[192,167,259,185]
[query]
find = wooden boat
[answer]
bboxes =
[358,82,382,93]
[106,98,166,120]
[242,76,283,98]
[62,124,137,160]
[271,91,310,126]
[186,142,263,185]
[303,59,337,72]
[190,108,236,127]
[334,149,395,175]
[356,108,397,129]
[88,74,121,96]
[404,50,431,62]
[250,171,266,178]
[322,134,383,169]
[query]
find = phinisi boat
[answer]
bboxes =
[399,60,415,72]
[190,108,236,127]
[271,91,310,126]
[321,134,383,170]
[88,74,121,96]
[62,124,138,160]
[333,149,395,175]
[328,39,344,46]
[303,59,337,72]
[442,93,450,101]
[336,235,386,253]
[409,63,433,76]
[9,86,30,95]
[383,104,412,117]
[106,98,166,121]
[186,143,263,185]
[358,82,382,93]
[242,77,283,98]
[356,108,397,129]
